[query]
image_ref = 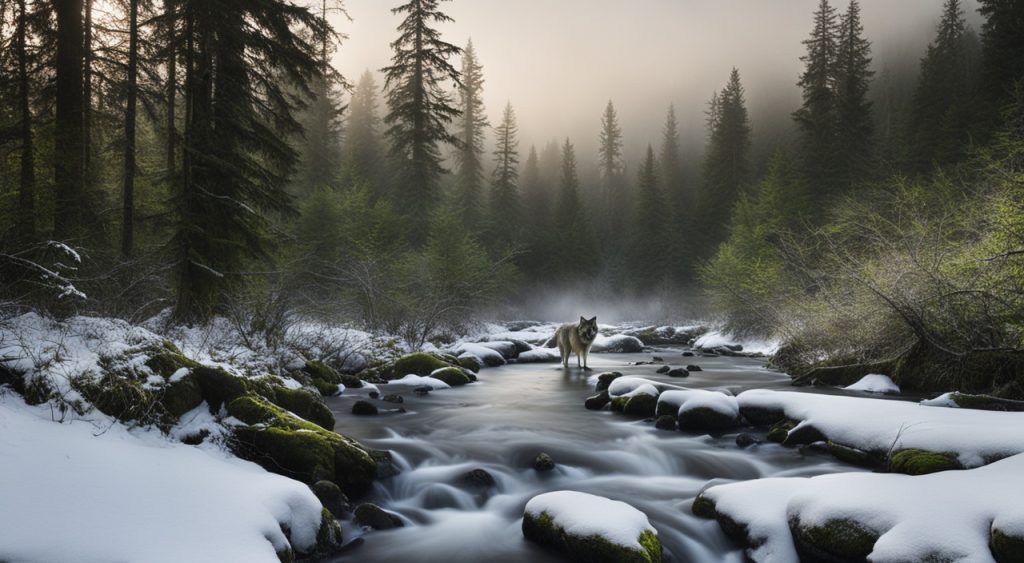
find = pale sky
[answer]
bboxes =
[328,0,982,163]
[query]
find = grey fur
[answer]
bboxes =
[555,316,598,370]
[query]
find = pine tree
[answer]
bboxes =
[629,145,671,288]
[977,0,1024,130]
[698,68,752,252]
[454,39,488,230]
[120,0,139,256]
[342,70,384,190]
[295,1,344,196]
[518,145,550,278]
[14,0,35,242]
[553,139,597,279]
[833,0,874,190]
[794,0,839,201]
[758,149,809,232]
[598,100,625,216]
[660,104,689,274]
[381,0,462,241]
[486,102,520,252]
[52,0,85,240]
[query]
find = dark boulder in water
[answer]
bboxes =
[668,368,689,378]
[585,391,611,410]
[353,503,404,530]
[656,365,670,374]
[459,468,497,489]
[534,452,556,472]
[351,400,378,416]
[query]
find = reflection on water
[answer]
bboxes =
[326,350,858,562]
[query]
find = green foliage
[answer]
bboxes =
[486,102,521,255]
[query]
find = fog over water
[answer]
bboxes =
[329,0,983,163]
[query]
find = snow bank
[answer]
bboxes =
[659,389,738,418]
[0,396,324,562]
[389,374,450,390]
[524,491,657,550]
[844,373,900,394]
[693,330,779,356]
[738,389,1024,466]
[702,453,1024,562]
[517,346,561,363]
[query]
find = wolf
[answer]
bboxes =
[555,316,598,370]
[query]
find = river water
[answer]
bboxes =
[325,349,862,562]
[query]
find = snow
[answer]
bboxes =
[606,376,685,398]
[453,343,507,366]
[693,330,779,356]
[844,373,900,394]
[659,389,738,417]
[590,333,644,353]
[524,491,657,550]
[517,347,561,363]
[390,374,450,390]
[702,453,1024,562]
[0,395,325,563]
[920,392,959,408]
[738,389,1024,467]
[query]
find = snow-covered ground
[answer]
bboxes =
[0,394,326,562]
[693,330,780,356]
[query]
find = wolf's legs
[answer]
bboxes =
[576,352,581,367]
[582,348,591,370]
[559,344,569,368]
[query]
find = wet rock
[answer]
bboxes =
[652,356,664,362]
[534,452,556,472]
[312,480,350,517]
[783,423,827,446]
[991,527,1024,563]
[790,515,880,563]
[827,441,882,468]
[382,394,404,404]
[430,367,473,387]
[888,448,962,475]
[353,503,404,530]
[667,368,689,378]
[413,385,432,395]
[595,372,624,392]
[656,365,670,374]
[685,365,703,372]
[740,405,786,426]
[585,390,611,410]
[682,351,695,357]
[766,419,797,443]
[386,352,450,379]
[678,407,740,431]
[735,433,759,448]
[655,415,677,431]
[351,400,378,416]
[269,386,335,431]
[691,493,717,519]
[459,468,497,489]
[457,355,482,373]
[623,394,659,417]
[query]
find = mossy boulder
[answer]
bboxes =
[386,353,450,379]
[312,480,349,517]
[585,391,611,410]
[828,442,883,468]
[888,449,962,475]
[459,468,497,489]
[623,394,658,417]
[783,423,827,446]
[269,386,335,431]
[457,355,482,373]
[991,526,1024,563]
[522,510,662,563]
[76,374,152,422]
[351,400,378,416]
[193,366,248,411]
[159,373,204,419]
[312,508,344,556]
[691,493,717,519]
[430,367,473,387]
[789,515,880,563]
[144,348,200,378]
[654,415,677,431]
[739,405,786,426]
[534,452,556,472]
[595,371,625,392]
[677,406,739,431]
[226,395,379,496]
[353,503,403,530]
[301,361,354,396]
[766,419,797,443]
[609,396,629,412]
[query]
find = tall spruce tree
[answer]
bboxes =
[171,0,329,321]
[660,104,690,274]
[518,144,550,278]
[598,100,625,215]
[381,0,462,241]
[553,139,597,279]
[698,68,751,252]
[486,102,520,252]
[978,0,1024,125]
[794,0,839,202]
[833,0,874,190]
[454,39,488,230]
[629,145,671,289]
[342,69,384,190]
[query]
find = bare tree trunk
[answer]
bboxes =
[52,0,85,240]
[82,0,93,185]
[16,0,35,242]
[121,0,138,257]
[166,0,176,176]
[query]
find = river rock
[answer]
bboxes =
[595,372,625,392]
[782,423,827,446]
[585,390,611,410]
[789,515,880,563]
[682,351,695,357]
[534,452,556,472]
[413,385,432,395]
[685,365,703,372]
[382,393,404,404]
[624,394,658,417]
[430,367,473,387]
[735,433,759,448]
[459,468,497,489]
[311,480,349,517]
[667,368,689,378]
[351,400,378,416]
[656,365,670,374]
[655,415,677,431]
[678,406,740,431]
[353,503,404,530]
[652,356,664,362]
[888,448,962,475]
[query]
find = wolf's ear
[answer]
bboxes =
[579,316,586,324]
[590,316,597,323]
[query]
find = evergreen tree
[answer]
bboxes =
[486,102,520,252]
[698,68,752,253]
[977,0,1024,128]
[342,70,384,190]
[454,39,488,230]
[660,104,690,275]
[597,100,625,220]
[833,0,874,190]
[52,0,85,239]
[552,139,597,279]
[629,145,671,288]
[14,0,36,242]
[381,0,462,241]
[171,0,329,321]
[120,0,139,257]
[518,145,550,278]
[794,0,839,201]
[758,149,810,231]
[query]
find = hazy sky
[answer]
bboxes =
[328,0,983,163]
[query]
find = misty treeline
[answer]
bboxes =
[0,0,1023,373]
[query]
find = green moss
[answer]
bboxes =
[766,419,796,443]
[610,396,629,412]
[654,401,677,418]
[276,547,295,563]
[311,378,340,397]
[790,516,880,562]
[888,449,962,475]
[991,527,1024,563]
[522,510,662,563]
[595,371,625,392]
[654,415,677,431]
[193,366,248,411]
[159,373,203,419]
[313,507,343,554]
[691,494,716,519]
[270,386,335,430]
[430,367,472,387]
[943,392,1024,412]
[76,374,153,422]
[623,394,658,417]
[677,406,738,431]
[144,350,200,378]
[386,353,450,379]
[303,361,339,383]
[457,356,481,373]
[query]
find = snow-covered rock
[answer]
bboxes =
[590,334,644,353]
[693,330,779,356]
[606,376,685,398]
[522,491,661,562]
[516,346,561,363]
[657,389,740,430]
[844,373,900,394]
[453,343,507,367]
[388,374,450,390]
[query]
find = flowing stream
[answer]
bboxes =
[324,349,867,562]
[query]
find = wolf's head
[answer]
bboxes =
[577,316,598,343]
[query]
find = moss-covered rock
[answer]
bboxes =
[991,526,1024,563]
[312,480,349,517]
[387,353,450,379]
[677,406,740,431]
[353,503,403,530]
[783,423,827,446]
[144,349,200,379]
[610,396,629,412]
[457,355,482,373]
[654,415,677,431]
[312,508,344,555]
[654,400,676,418]
[939,392,1024,412]
[160,373,204,419]
[595,372,625,392]
[585,391,611,410]
[77,374,153,422]
[303,360,338,382]
[522,510,662,563]
[827,442,883,468]
[691,493,717,519]
[458,468,497,489]
[430,367,472,387]
[789,515,881,563]
[766,419,797,443]
[351,400,378,416]
[193,366,248,411]
[739,405,786,426]
[534,452,556,472]
[888,449,962,475]
[269,386,335,431]
[623,394,658,417]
